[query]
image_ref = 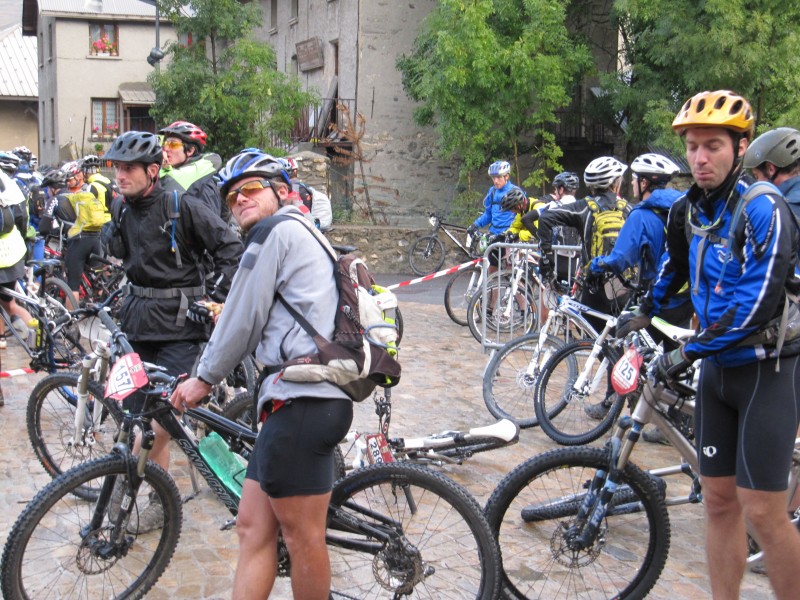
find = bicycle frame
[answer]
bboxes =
[428,213,472,256]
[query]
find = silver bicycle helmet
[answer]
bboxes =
[488,160,511,177]
[743,127,800,170]
[104,131,163,166]
[584,156,627,190]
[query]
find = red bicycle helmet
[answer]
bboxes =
[158,120,208,148]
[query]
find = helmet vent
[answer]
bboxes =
[729,99,743,114]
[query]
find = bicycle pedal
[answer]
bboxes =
[182,491,200,504]
[221,517,237,531]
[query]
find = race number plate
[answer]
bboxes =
[365,434,395,465]
[105,353,149,401]
[611,346,643,395]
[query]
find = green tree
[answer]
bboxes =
[148,0,318,158]
[604,0,800,154]
[396,0,591,190]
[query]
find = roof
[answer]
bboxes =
[23,0,160,35]
[0,24,38,99]
[119,81,154,104]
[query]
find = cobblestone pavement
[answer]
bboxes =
[0,301,774,599]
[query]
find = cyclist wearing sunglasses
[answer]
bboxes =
[159,120,228,221]
[620,90,800,600]
[102,131,243,531]
[172,149,353,599]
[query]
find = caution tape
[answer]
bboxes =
[1,367,36,378]
[385,258,481,290]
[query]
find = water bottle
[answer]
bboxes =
[27,318,39,349]
[198,432,247,499]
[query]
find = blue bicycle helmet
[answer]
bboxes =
[488,160,511,177]
[217,150,291,197]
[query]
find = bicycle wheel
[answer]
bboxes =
[408,235,445,276]
[482,332,567,428]
[535,340,624,446]
[44,276,79,312]
[327,462,500,599]
[467,275,536,345]
[485,446,670,600]
[27,372,124,500]
[444,266,481,326]
[1,454,182,600]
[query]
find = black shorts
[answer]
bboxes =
[245,397,353,498]
[696,355,800,491]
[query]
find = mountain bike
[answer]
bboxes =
[2,309,502,600]
[408,212,480,276]
[467,243,541,346]
[484,331,800,599]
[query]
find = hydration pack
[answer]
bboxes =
[587,197,627,261]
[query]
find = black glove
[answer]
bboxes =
[539,254,554,281]
[504,232,519,243]
[616,308,652,338]
[187,301,212,324]
[653,347,693,381]
[467,224,478,236]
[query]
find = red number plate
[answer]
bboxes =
[365,434,394,465]
[611,346,643,395]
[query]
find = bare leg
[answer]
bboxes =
[132,421,170,471]
[702,475,745,600]
[740,487,800,600]
[233,479,279,599]
[271,492,332,600]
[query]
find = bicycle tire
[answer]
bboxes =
[535,340,624,446]
[408,235,445,276]
[482,332,567,428]
[444,266,481,326]
[27,372,124,500]
[467,275,536,345]
[226,354,258,394]
[44,276,78,312]
[1,454,182,600]
[484,446,670,600]
[327,462,500,599]
[222,391,346,480]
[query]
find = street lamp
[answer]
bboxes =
[142,0,164,69]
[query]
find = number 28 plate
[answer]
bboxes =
[611,346,643,395]
[365,434,395,465]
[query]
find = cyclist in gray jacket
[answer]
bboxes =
[171,150,352,600]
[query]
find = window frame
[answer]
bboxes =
[89,22,119,56]
[91,98,120,139]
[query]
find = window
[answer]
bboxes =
[178,32,194,47]
[89,23,119,56]
[50,98,55,139]
[47,23,53,61]
[270,1,278,30]
[92,99,118,137]
[291,0,299,19]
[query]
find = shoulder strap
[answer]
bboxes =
[168,191,182,269]
[587,199,599,213]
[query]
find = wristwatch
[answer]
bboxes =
[197,375,213,386]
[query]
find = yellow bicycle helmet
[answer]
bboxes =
[672,90,754,139]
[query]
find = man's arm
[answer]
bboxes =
[536,200,587,255]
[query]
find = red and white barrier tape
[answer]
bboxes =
[1,367,35,378]
[385,258,481,290]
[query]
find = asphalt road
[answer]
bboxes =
[376,272,450,305]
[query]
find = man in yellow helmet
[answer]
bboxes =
[619,90,800,599]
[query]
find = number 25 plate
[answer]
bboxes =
[611,346,643,395]
[365,434,395,465]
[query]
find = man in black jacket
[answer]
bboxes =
[103,131,243,531]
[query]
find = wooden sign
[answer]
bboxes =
[296,37,324,71]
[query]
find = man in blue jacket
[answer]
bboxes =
[467,160,518,246]
[619,90,800,600]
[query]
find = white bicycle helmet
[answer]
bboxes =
[631,153,680,177]
[583,156,627,190]
[488,160,511,177]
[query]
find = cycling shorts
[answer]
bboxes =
[123,340,201,414]
[696,355,800,491]
[246,396,353,498]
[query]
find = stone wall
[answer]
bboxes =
[326,224,471,275]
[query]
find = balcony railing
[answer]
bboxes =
[273,98,356,148]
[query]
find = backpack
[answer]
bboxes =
[67,190,111,237]
[268,213,401,401]
[586,197,627,261]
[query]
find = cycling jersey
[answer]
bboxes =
[506,197,540,242]
[646,176,800,366]
[473,182,518,234]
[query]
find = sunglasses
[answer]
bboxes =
[226,179,275,206]
[163,139,185,150]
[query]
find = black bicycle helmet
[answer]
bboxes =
[552,171,580,191]
[81,155,103,170]
[500,187,527,212]
[41,169,68,188]
[104,131,163,166]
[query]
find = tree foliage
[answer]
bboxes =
[396,0,591,188]
[148,0,318,158]
[605,0,800,154]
